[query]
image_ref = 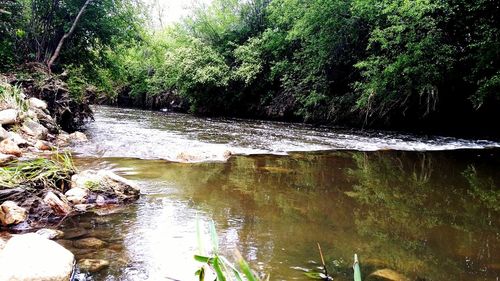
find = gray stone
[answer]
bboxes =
[21,119,48,140]
[0,109,19,125]
[65,187,89,204]
[0,233,75,281]
[28,97,48,110]
[7,131,28,146]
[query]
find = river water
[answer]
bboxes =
[63,106,500,281]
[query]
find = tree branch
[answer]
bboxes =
[47,0,93,73]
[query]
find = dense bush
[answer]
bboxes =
[1,0,498,133]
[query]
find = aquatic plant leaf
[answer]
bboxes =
[235,250,259,281]
[209,220,219,254]
[195,255,211,263]
[212,256,226,281]
[195,266,205,281]
[353,254,362,281]
[196,218,204,255]
[219,255,244,281]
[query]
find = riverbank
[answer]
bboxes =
[0,74,142,279]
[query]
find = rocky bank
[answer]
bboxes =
[0,75,141,280]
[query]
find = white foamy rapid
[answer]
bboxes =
[70,106,500,162]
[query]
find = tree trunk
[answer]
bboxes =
[47,0,93,73]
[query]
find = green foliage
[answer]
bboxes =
[353,0,454,120]
[2,0,498,129]
[0,82,29,112]
[194,220,264,281]
[66,65,89,102]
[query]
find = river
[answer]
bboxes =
[63,106,500,281]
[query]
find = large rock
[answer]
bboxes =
[0,138,22,156]
[0,233,75,281]
[28,97,48,110]
[21,119,48,140]
[43,191,72,215]
[33,107,59,134]
[77,258,110,273]
[0,109,19,125]
[71,170,140,203]
[0,201,27,226]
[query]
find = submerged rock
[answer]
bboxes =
[0,138,22,156]
[36,228,65,240]
[77,258,110,273]
[0,233,74,281]
[0,109,19,125]
[367,268,411,281]
[73,237,106,249]
[0,201,27,226]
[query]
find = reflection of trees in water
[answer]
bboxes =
[347,151,500,280]
[120,152,500,280]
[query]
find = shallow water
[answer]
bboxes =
[63,106,500,281]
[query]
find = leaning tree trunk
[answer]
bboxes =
[47,0,93,73]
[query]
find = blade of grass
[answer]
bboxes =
[353,254,361,281]
[209,220,219,254]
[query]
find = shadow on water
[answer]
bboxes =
[62,149,500,281]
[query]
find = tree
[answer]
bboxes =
[47,0,93,73]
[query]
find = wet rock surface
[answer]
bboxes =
[36,228,65,240]
[73,237,106,249]
[78,258,110,273]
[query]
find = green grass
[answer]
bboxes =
[0,81,29,112]
[0,152,76,191]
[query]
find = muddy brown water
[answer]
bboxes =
[62,106,500,280]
